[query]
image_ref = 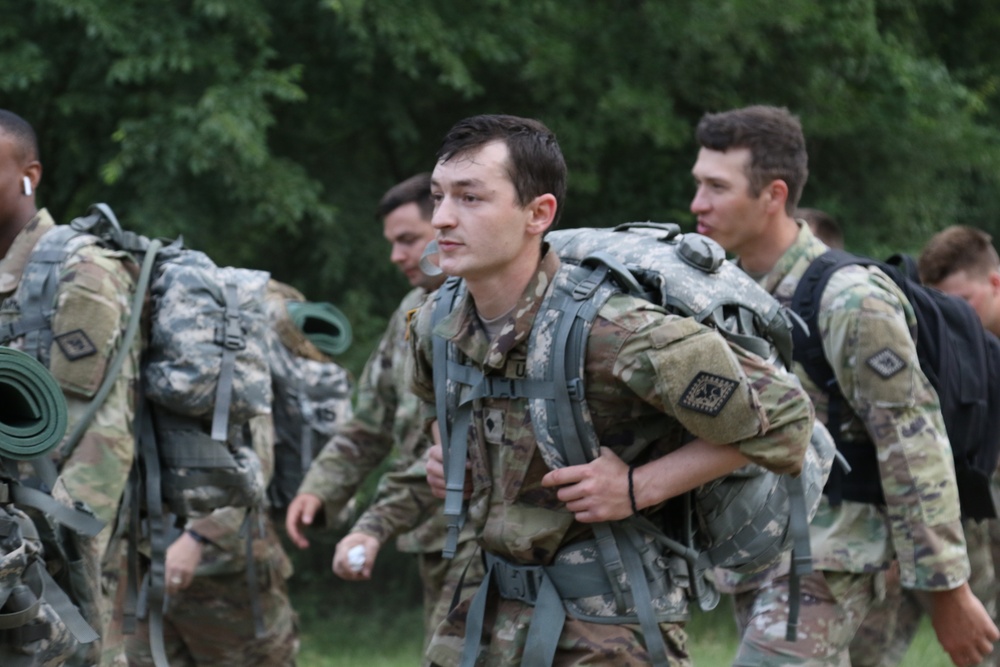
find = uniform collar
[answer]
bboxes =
[435,244,561,371]
[760,220,829,295]
[0,209,55,294]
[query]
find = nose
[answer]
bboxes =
[390,243,406,265]
[690,186,709,214]
[432,196,456,230]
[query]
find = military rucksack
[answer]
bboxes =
[791,249,1000,519]
[264,280,354,512]
[0,347,103,666]
[1,204,273,667]
[432,223,834,665]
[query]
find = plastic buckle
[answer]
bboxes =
[567,378,585,401]
[217,312,245,350]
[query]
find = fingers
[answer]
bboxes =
[285,494,320,549]
[332,534,380,581]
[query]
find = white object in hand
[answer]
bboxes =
[347,544,366,572]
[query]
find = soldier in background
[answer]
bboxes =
[285,173,482,646]
[850,225,1000,666]
[690,104,998,666]
[0,109,137,665]
[123,412,299,667]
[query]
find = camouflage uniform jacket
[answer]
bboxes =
[409,247,813,569]
[759,222,968,590]
[0,209,139,552]
[298,287,473,553]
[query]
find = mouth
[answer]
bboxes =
[695,220,712,236]
[437,238,461,252]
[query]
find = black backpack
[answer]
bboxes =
[790,249,1000,520]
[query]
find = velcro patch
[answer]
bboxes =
[679,372,739,417]
[866,348,906,379]
[54,329,98,361]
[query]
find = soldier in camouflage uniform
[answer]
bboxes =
[124,414,299,667]
[689,104,999,666]
[286,173,483,645]
[412,114,815,667]
[849,226,1000,667]
[0,109,138,665]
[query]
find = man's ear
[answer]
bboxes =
[762,180,789,214]
[22,161,41,193]
[988,270,1000,295]
[526,193,557,236]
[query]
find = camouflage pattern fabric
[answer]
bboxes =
[418,537,483,654]
[0,209,140,666]
[719,222,969,663]
[409,247,814,666]
[849,518,998,666]
[732,570,882,667]
[125,414,299,666]
[297,287,481,641]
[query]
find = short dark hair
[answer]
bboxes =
[796,207,844,249]
[696,106,808,214]
[436,114,567,226]
[376,172,433,221]
[918,225,1000,285]
[0,109,39,163]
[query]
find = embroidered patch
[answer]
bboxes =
[483,408,505,444]
[866,348,906,379]
[679,372,739,417]
[54,329,98,361]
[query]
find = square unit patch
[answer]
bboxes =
[679,372,739,417]
[866,348,906,379]
[54,329,98,361]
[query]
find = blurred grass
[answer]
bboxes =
[289,530,953,667]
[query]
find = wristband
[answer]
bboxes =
[186,529,209,545]
[628,465,639,516]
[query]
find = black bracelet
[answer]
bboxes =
[628,465,638,516]
[186,529,209,545]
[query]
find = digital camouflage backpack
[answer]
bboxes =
[264,280,353,512]
[433,223,834,665]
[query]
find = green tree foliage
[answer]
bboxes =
[4,0,1000,367]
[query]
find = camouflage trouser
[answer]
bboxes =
[123,560,299,667]
[850,519,998,667]
[425,593,690,667]
[418,538,485,649]
[731,569,882,666]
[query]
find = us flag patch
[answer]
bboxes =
[679,372,739,417]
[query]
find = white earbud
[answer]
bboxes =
[22,176,32,197]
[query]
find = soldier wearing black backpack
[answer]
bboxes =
[689,105,999,667]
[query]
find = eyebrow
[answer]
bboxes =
[432,177,486,190]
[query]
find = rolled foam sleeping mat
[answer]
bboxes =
[0,347,68,460]
[285,301,353,358]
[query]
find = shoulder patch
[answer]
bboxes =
[866,347,906,379]
[54,329,98,361]
[679,372,739,416]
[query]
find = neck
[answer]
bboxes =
[738,213,800,275]
[0,206,38,259]
[465,245,543,320]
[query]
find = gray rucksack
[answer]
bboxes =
[433,223,833,665]
[264,280,354,512]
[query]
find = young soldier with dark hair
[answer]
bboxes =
[414,113,814,666]
[690,104,998,666]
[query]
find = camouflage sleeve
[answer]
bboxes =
[350,450,438,544]
[48,245,138,556]
[297,301,410,527]
[819,267,967,590]
[594,295,812,474]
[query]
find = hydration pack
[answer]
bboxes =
[791,249,1000,519]
[433,223,833,663]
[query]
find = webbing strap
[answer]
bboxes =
[784,473,813,642]
[433,280,466,559]
[241,511,267,638]
[10,485,104,537]
[30,560,99,644]
[138,403,169,667]
[211,282,243,442]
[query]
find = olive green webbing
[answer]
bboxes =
[285,300,353,358]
